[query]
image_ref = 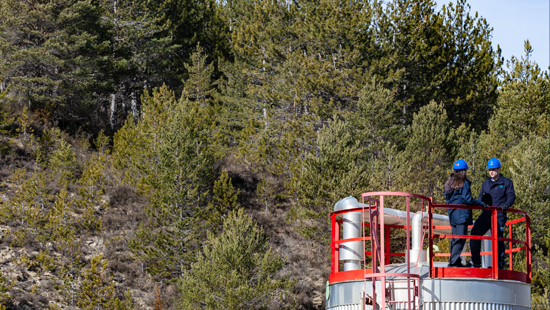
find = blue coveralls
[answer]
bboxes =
[445,179,484,267]
[470,175,516,268]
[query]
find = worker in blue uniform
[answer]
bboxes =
[444,159,486,267]
[470,158,516,269]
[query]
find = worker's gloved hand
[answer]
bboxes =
[501,204,510,211]
[482,202,489,208]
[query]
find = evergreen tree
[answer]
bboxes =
[398,101,451,199]
[437,0,501,129]
[147,0,229,85]
[0,74,13,145]
[350,79,403,152]
[205,170,240,232]
[369,0,445,124]
[99,0,179,129]
[367,0,501,129]
[0,0,113,130]
[294,118,367,239]
[505,135,548,298]
[489,40,549,147]
[78,254,132,310]
[128,63,220,280]
[112,85,175,191]
[177,208,294,310]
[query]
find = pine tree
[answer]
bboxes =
[489,40,549,147]
[0,270,11,308]
[0,0,113,129]
[398,101,451,199]
[132,96,217,279]
[350,79,403,152]
[367,0,501,130]
[437,0,502,129]
[177,208,294,310]
[77,254,119,310]
[369,0,446,124]
[0,74,14,146]
[504,135,548,298]
[112,85,175,191]
[205,170,240,231]
[294,118,367,239]
[127,59,221,280]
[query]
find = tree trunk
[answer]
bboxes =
[131,91,138,123]
[110,94,117,130]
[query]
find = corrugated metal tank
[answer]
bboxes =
[326,263,531,310]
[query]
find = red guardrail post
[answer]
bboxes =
[385,226,391,265]
[508,222,513,270]
[526,215,531,282]
[428,202,434,278]
[331,213,339,274]
[491,207,499,279]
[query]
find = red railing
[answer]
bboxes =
[429,204,531,283]
[328,192,532,285]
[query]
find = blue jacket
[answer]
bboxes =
[445,179,484,226]
[478,175,515,217]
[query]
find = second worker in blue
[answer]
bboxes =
[470,158,516,269]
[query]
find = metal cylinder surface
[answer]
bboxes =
[335,197,364,270]
[482,232,492,268]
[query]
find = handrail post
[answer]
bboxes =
[380,195,385,273]
[331,214,339,274]
[428,202,433,278]
[526,215,532,283]
[385,226,391,265]
[508,223,514,270]
[491,207,499,279]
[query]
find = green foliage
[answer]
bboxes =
[77,254,118,310]
[6,171,53,245]
[183,44,217,103]
[368,0,501,129]
[505,136,548,247]
[437,0,502,128]
[0,0,113,127]
[351,80,403,152]
[50,139,78,186]
[0,74,14,145]
[76,136,110,232]
[490,40,549,147]
[112,85,175,190]
[399,101,451,199]
[177,208,294,310]
[296,119,367,220]
[0,270,10,308]
[127,76,221,281]
[205,170,240,231]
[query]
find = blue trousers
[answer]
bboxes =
[449,224,468,266]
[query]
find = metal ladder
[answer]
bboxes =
[360,199,422,310]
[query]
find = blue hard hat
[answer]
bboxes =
[486,158,501,169]
[453,159,468,170]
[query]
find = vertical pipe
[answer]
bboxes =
[482,232,492,268]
